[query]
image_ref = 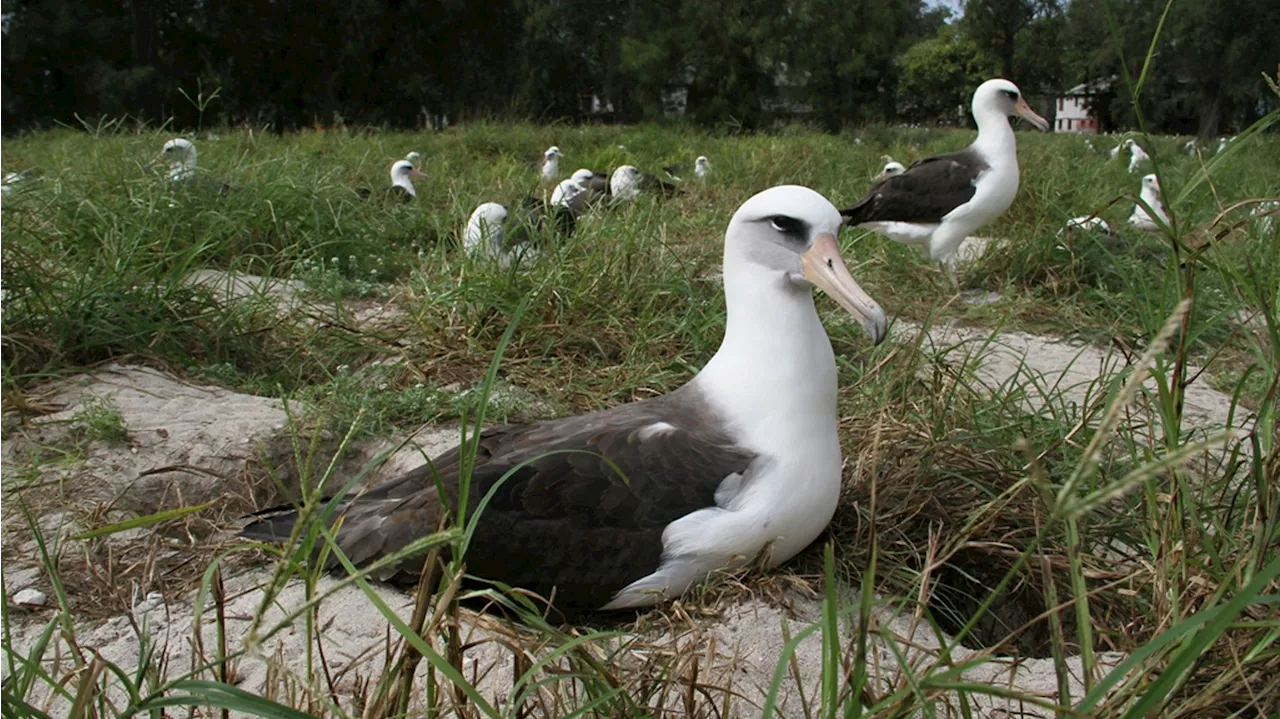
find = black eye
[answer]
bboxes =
[1003,89,1018,100]
[768,215,805,235]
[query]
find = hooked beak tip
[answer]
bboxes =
[802,233,888,345]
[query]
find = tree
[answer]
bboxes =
[898,24,994,124]
[962,0,1060,84]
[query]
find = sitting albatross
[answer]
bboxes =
[873,157,905,183]
[243,185,887,615]
[160,138,231,195]
[388,159,428,201]
[541,146,563,181]
[837,79,1048,280]
[610,165,682,202]
[1128,174,1170,232]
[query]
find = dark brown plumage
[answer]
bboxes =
[242,385,753,614]
[840,150,987,226]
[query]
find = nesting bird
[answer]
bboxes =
[161,138,199,182]
[541,146,563,181]
[838,79,1048,278]
[695,156,712,179]
[1126,140,1150,174]
[160,138,230,195]
[388,160,428,201]
[1061,216,1114,236]
[462,193,576,266]
[244,185,886,617]
[873,157,905,183]
[1128,174,1170,232]
[551,169,594,216]
[609,165,682,202]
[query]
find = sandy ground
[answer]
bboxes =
[6,267,1248,717]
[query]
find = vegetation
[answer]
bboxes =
[2,106,1277,715]
[5,0,1279,134]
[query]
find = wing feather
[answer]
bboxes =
[841,151,986,225]
[242,388,753,611]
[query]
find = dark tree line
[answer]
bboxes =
[2,0,1276,136]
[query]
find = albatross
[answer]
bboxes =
[160,138,231,195]
[243,185,887,615]
[1128,174,1170,232]
[873,157,905,183]
[462,193,576,265]
[541,146,563,181]
[837,79,1048,278]
[610,165,682,202]
[389,159,428,201]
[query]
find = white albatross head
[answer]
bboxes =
[971,79,1049,132]
[695,156,711,177]
[464,202,509,256]
[610,165,642,200]
[161,138,198,181]
[552,171,591,210]
[390,159,428,196]
[873,158,905,182]
[725,185,887,344]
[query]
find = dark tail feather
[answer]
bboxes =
[839,201,870,226]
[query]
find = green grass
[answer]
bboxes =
[2,116,1278,717]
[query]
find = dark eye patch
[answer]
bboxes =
[765,215,808,237]
[1003,89,1018,101]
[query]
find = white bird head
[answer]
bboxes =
[1141,173,1160,196]
[726,185,886,344]
[873,160,905,182]
[696,156,710,169]
[544,146,562,159]
[161,138,197,180]
[570,168,594,183]
[972,79,1049,132]
[610,165,642,200]
[464,202,509,255]
[391,159,427,194]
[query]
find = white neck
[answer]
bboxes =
[970,103,1016,162]
[543,157,558,177]
[393,175,417,196]
[691,248,838,453]
[1141,188,1168,222]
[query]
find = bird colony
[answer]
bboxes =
[5,77,1270,622]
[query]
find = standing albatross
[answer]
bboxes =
[838,79,1048,277]
[243,185,887,615]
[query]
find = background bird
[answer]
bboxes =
[1128,174,1170,232]
[838,79,1048,286]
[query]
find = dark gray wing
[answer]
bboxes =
[389,186,415,203]
[242,387,754,612]
[840,150,986,225]
[587,171,610,196]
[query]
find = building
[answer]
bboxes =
[1054,81,1105,133]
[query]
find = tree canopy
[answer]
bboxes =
[2,0,1276,135]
